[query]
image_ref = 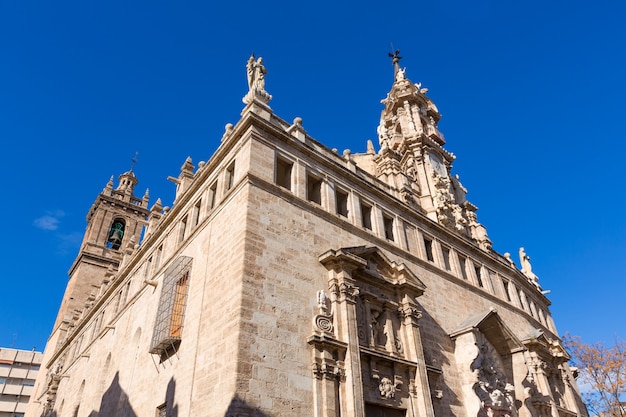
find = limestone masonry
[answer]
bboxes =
[27,54,588,417]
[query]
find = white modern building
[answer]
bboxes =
[0,348,42,417]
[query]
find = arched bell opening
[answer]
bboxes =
[107,218,126,250]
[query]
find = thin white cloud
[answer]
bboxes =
[56,232,84,255]
[33,210,65,231]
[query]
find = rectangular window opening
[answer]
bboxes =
[156,403,167,417]
[275,157,293,190]
[226,162,235,190]
[145,257,153,279]
[458,255,468,280]
[155,245,163,270]
[193,199,202,227]
[502,280,512,302]
[179,216,188,243]
[423,237,434,262]
[209,182,218,209]
[150,256,193,362]
[307,174,322,205]
[336,189,349,217]
[474,265,483,287]
[361,202,372,230]
[383,214,395,241]
[441,246,451,271]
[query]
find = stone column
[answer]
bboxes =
[529,355,560,417]
[399,294,435,417]
[321,253,366,417]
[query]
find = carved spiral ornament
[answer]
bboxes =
[315,315,334,333]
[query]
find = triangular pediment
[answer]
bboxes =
[450,308,524,355]
[319,246,426,296]
[522,329,569,360]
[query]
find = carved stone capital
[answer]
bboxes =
[312,362,343,380]
[338,281,359,303]
[398,304,422,323]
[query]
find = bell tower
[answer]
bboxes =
[376,51,492,250]
[51,168,151,335]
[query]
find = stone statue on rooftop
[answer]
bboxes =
[519,247,540,287]
[247,54,267,91]
[243,54,272,105]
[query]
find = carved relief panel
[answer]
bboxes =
[356,292,403,357]
[471,333,516,417]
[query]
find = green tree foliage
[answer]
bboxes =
[564,334,626,417]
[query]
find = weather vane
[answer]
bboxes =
[130,151,139,172]
[388,45,402,77]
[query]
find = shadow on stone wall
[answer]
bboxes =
[224,395,272,417]
[88,372,137,417]
[419,306,460,417]
[85,373,180,417]
[42,374,180,417]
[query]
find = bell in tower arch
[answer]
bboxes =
[107,220,125,250]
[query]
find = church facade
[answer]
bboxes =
[27,55,588,417]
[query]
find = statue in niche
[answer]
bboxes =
[369,309,388,347]
[370,310,382,346]
[379,376,396,399]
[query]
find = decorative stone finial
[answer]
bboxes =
[243,53,272,104]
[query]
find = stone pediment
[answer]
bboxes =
[522,329,569,361]
[450,308,524,355]
[319,246,426,296]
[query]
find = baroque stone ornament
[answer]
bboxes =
[379,376,396,399]
[433,172,467,232]
[471,335,516,417]
[313,290,334,335]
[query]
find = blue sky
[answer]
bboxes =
[1,0,624,352]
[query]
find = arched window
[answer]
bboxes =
[107,219,126,250]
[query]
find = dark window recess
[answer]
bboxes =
[275,158,293,190]
[475,265,483,287]
[365,403,406,417]
[361,203,372,230]
[307,175,322,204]
[179,216,187,243]
[502,279,512,301]
[209,182,217,209]
[226,162,235,190]
[424,237,434,262]
[193,199,202,226]
[336,189,349,217]
[459,256,468,279]
[383,215,394,241]
[441,247,451,271]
